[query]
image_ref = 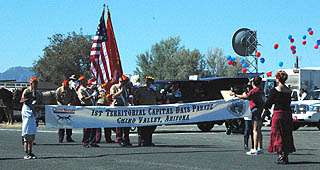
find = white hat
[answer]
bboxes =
[69,75,77,80]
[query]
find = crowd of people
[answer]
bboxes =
[20,74,160,159]
[18,70,296,164]
[231,70,295,164]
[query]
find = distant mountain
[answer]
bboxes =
[0,67,35,82]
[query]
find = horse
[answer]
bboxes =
[0,87,13,124]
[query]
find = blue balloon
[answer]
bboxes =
[302,35,307,40]
[278,61,284,67]
[231,56,236,62]
[242,63,249,68]
[308,27,312,32]
[260,57,265,64]
[227,55,232,60]
[288,35,293,40]
[240,58,246,64]
[317,40,320,45]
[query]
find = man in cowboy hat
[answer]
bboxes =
[77,76,99,148]
[135,76,158,146]
[56,79,77,143]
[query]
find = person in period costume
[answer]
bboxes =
[135,76,158,146]
[77,76,99,148]
[110,75,132,147]
[56,79,78,143]
[264,70,295,164]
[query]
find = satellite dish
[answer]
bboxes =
[232,28,257,56]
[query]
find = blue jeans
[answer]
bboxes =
[244,120,253,148]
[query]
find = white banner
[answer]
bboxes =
[45,99,250,128]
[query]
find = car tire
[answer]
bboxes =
[0,113,3,123]
[197,122,214,132]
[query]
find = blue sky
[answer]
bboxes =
[0,0,319,75]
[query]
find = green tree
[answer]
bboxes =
[206,48,242,77]
[33,32,92,85]
[135,37,205,80]
[224,62,243,77]
[206,48,227,77]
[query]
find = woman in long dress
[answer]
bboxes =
[264,70,295,164]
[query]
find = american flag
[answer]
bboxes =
[90,9,110,84]
[90,8,123,84]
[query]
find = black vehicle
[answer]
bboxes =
[152,77,249,132]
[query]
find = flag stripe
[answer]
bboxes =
[90,9,110,84]
[100,42,110,81]
[92,43,102,48]
[90,9,123,86]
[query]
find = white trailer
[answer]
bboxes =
[282,67,320,93]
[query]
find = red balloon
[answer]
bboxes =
[290,45,296,50]
[309,30,314,36]
[266,71,272,77]
[274,43,279,49]
[242,68,247,73]
[314,44,319,49]
[255,51,261,58]
[302,40,307,45]
[227,60,233,65]
[290,38,295,43]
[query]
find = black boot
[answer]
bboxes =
[276,153,288,164]
[283,153,289,164]
[66,137,75,142]
[66,129,74,142]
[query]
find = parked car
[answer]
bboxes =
[291,89,320,130]
[152,77,249,132]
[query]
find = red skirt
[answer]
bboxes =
[268,109,296,154]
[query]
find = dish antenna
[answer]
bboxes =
[232,28,259,73]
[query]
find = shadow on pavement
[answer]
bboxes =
[288,161,320,165]
[154,144,221,149]
[0,149,243,161]
[0,157,23,161]
[39,149,243,159]
[291,153,316,156]
[35,143,79,146]
[155,130,226,134]
[299,148,320,151]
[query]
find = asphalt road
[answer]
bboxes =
[0,124,319,170]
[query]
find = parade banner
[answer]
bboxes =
[45,99,250,128]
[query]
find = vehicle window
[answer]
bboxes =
[305,91,320,100]
[291,91,298,101]
[310,105,320,112]
[290,105,296,113]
